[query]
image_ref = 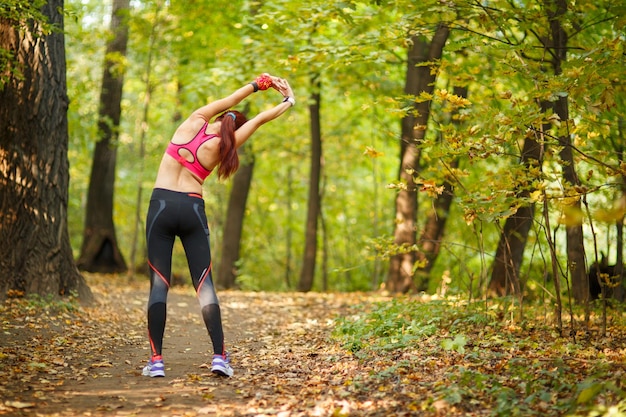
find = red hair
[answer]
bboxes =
[215,110,247,179]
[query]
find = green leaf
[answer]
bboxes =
[577,383,604,404]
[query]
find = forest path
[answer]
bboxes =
[3,275,626,416]
[1,275,392,417]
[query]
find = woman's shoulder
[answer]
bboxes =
[172,117,208,143]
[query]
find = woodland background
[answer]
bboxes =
[62,0,626,299]
[1,0,625,307]
[0,0,624,310]
[1,1,626,416]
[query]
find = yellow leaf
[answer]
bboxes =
[5,401,35,409]
[91,361,113,368]
[529,190,543,203]
[558,206,584,226]
[363,146,384,158]
[594,206,626,223]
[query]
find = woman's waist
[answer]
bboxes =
[150,188,204,201]
[153,161,204,194]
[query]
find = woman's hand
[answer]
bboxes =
[269,76,294,99]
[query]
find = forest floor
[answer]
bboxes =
[0,274,625,417]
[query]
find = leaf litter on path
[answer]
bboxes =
[1,273,625,416]
[0,274,379,416]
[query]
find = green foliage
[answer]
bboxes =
[441,334,467,354]
[0,0,51,88]
[23,292,80,314]
[571,398,626,417]
[333,297,485,352]
[0,0,47,20]
[333,296,626,416]
[63,0,625,298]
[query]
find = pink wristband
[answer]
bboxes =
[255,74,273,91]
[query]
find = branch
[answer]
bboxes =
[526,125,621,171]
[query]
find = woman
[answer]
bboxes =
[142,74,295,378]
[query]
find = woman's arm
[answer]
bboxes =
[190,83,256,122]
[190,74,278,122]
[234,79,295,148]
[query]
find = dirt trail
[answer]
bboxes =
[1,279,378,417]
[5,277,624,416]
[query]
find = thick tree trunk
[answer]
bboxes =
[77,0,130,273]
[386,25,449,293]
[415,85,467,292]
[217,144,254,289]
[0,1,92,302]
[298,74,322,292]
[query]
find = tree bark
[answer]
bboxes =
[488,102,545,296]
[217,143,254,289]
[544,0,587,302]
[215,1,262,289]
[386,25,450,293]
[127,0,164,278]
[77,0,130,273]
[415,85,467,292]
[298,74,322,292]
[0,0,92,302]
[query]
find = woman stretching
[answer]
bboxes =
[143,74,295,378]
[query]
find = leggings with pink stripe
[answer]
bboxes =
[145,188,225,358]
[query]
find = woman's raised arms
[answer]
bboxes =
[234,78,295,148]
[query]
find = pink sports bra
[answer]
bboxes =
[165,122,217,181]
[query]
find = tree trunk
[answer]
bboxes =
[545,0,587,303]
[488,101,545,296]
[320,172,328,291]
[613,116,625,301]
[386,25,450,293]
[77,0,130,273]
[217,144,254,289]
[285,166,294,288]
[415,85,467,292]
[215,1,262,289]
[0,0,92,302]
[298,74,322,292]
[614,217,625,302]
[127,0,162,278]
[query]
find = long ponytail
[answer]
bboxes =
[216,110,247,179]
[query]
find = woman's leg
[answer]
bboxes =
[178,197,225,356]
[145,191,176,359]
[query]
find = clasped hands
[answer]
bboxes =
[256,73,294,100]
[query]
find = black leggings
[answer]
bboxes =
[145,188,224,357]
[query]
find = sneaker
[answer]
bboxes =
[211,353,234,377]
[142,355,165,377]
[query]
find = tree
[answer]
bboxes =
[216,1,261,290]
[543,0,587,303]
[0,0,92,301]
[218,142,255,289]
[415,85,468,292]
[127,0,164,278]
[386,25,450,293]
[611,117,626,301]
[298,73,322,292]
[77,0,130,273]
[488,104,544,297]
